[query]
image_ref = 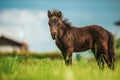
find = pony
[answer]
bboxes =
[47,10,115,70]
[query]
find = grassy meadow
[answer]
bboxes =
[0,52,120,80]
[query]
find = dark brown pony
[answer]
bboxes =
[47,10,115,70]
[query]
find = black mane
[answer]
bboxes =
[51,10,72,29]
[62,18,72,29]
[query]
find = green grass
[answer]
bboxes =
[0,54,120,80]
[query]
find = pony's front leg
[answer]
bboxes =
[64,48,73,66]
[65,53,72,65]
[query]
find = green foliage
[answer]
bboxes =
[75,53,81,61]
[115,38,120,49]
[114,36,120,60]
[0,54,120,80]
[0,56,20,74]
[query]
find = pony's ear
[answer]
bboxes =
[58,11,62,18]
[48,10,52,18]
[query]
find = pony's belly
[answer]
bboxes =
[74,48,89,52]
[74,45,90,52]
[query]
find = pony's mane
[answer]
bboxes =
[62,18,72,29]
[51,10,72,29]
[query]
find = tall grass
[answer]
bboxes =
[0,53,120,80]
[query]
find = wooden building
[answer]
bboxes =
[0,35,28,53]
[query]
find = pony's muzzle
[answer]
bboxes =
[51,30,57,40]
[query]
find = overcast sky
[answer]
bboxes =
[0,0,120,52]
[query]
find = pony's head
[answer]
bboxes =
[48,10,63,40]
[48,10,72,40]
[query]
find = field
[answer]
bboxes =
[0,53,120,80]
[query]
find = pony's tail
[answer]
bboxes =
[108,32,115,69]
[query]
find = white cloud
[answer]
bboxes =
[0,9,56,52]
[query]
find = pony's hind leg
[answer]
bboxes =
[108,52,115,70]
[99,54,105,69]
[100,41,114,70]
[91,48,104,69]
[102,54,113,69]
[96,52,105,70]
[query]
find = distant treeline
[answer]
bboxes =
[0,51,63,60]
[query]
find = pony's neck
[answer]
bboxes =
[57,24,69,39]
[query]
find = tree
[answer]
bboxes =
[114,21,120,26]
[115,38,120,49]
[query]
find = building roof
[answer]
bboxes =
[0,35,27,47]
